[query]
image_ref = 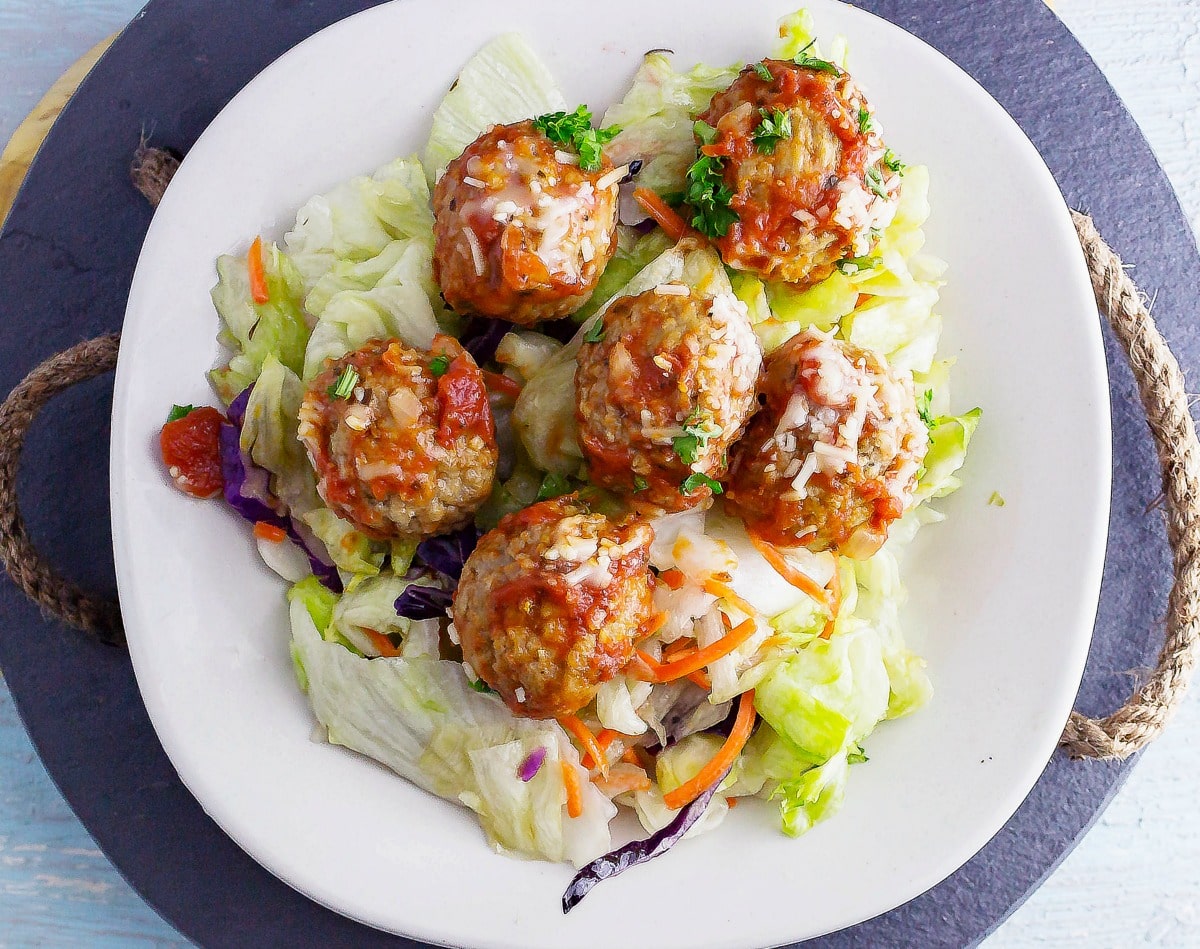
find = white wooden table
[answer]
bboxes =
[1,1,1197,945]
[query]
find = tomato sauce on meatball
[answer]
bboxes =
[574,286,762,512]
[725,329,926,558]
[454,495,656,719]
[698,59,900,287]
[433,120,621,325]
[298,335,497,540]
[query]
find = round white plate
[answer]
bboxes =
[110,1,1110,946]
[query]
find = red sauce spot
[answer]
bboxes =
[160,406,225,499]
[435,355,494,448]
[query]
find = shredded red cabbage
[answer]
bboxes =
[461,317,509,365]
[518,747,547,782]
[393,581,452,619]
[218,387,342,592]
[561,765,732,913]
[414,525,479,580]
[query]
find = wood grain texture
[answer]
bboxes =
[0,1,1197,947]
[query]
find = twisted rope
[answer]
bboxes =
[0,145,1195,756]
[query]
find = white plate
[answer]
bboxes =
[110,1,1110,946]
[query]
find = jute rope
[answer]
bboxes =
[0,148,1196,757]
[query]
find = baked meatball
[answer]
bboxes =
[697,58,900,287]
[433,119,621,325]
[454,495,655,719]
[725,329,926,558]
[298,335,497,540]
[575,285,762,512]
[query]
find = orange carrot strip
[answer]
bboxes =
[820,566,843,640]
[633,187,688,242]
[703,578,759,618]
[747,529,829,604]
[363,628,402,658]
[247,236,269,304]
[658,568,686,590]
[621,747,642,766]
[642,611,669,638]
[482,369,523,399]
[663,690,757,810]
[631,650,664,681]
[662,638,696,662]
[560,715,608,775]
[253,521,287,543]
[562,760,583,818]
[726,796,739,808]
[640,618,757,684]
[594,764,652,797]
[686,670,712,691]
[597,729,620,751]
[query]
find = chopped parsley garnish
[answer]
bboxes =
[468,678,497,694]
[917,390,936,429]
[857,107,874,134]
[535,471,572,503]
[583,319,606,344]
[836,256,880,275]
[792,40,841,75]
[752,62,774,82]
[865,166,888,200]
[882,149,906,175]
[672,411,724,466]
[693,119,719,146]
[752,109,792,155]
[166,404,195,422]
[685,154,738,239]
[680,472,724,496]
[428,355,451,377]
[660,190,686,208]
[327,366,359,400]
[632,475,649,493]
[533,105,620,172]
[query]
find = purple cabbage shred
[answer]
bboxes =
[461,317,510,365]
[393,581,453,620]
[518,747,547,783]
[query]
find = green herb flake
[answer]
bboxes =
[883,149,907,175]
[917,390,936,429]
[685,154,738,239]
[535,471,572,503]
[857,107,874,134]
[166,404,195,422]
[988,491,1006,508]
[533,105,619,172]
[660,190,686,208]
[633,475,649,493]
[672,411,724,466]
[327,366,360,400]
[583,319,606,344]
[866,166,889,200]
[835,256,880,275]
[752,62,774,82]
[752,108,792,155]
[792,40,841,75]
[680,472,724,496]
[469,678,497,694]
[693,119,719,146]
[428,355,452,377]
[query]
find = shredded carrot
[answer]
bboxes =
[633,187,689,241]
[747,529,829,604]
[703,577,759,619]
[658,568,686,590]
[562,760,583,818]
[247,236,269,304]
[596,728,620,750]
[482,369,523,399]
[686,670,712,691]
[820,565,843,640]
[560,715,608,775]
[633,617,757,683]
[726,796,739,808]
[663,690,756,809]
[253,521,287,543]
[594,763,652,797]
[642,611,669,638]
[662,638,696,662]
[363,628,402,658]
[621,747,642,766]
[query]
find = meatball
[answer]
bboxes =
[454,496,655,719]
[574,285,762,512]
[297,335,497,540]
[433,119,621,325]
[697,59,900,287]
[725,329,927,558]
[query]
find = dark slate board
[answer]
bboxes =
[0,0,1190,946]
